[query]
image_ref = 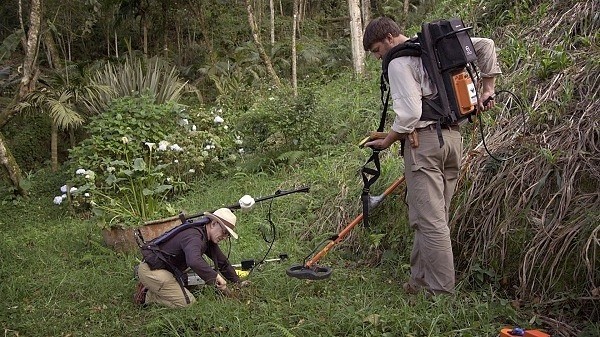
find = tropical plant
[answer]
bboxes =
[72,139,181,225]
[85,52,191,115]
[65,95,244,226]
[15,64,111,171]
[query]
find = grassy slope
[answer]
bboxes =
[0,165,522,337]
[2,0,599,336]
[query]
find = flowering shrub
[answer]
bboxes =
[65,95,244,227]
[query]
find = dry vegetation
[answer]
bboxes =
[453,0,599,328]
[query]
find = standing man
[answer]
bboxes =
[134,208,247,307]
[362,17,501,295]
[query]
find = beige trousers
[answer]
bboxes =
[403,127,462,294]
[137,262,197,308]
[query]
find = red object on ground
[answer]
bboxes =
[499,328,551,337]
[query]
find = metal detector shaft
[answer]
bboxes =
[286,176,405,280]
[184,186,310,221]
[228,186,310,210]
[305,177,404,268]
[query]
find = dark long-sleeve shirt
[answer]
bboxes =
[142,226,240,285]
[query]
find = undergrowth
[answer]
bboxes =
[1,158,532,337]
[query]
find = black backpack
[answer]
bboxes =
[379,17,480,146]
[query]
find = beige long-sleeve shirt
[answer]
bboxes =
[388,37,502,134]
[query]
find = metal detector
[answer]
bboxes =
[286,176,405,280]
[186,254,289,286]
[133,186,310,246]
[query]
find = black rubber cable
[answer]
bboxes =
[477,89,527,162]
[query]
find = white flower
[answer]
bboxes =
[223,125,228,130]
[191,125,197,131]
[107,166,115,173]
[75,169,86,175]
[235,139,243,145]
[166,177,172,182]
[85,175,90,179]
[53,196,63,205]
[70,187,78,193]
[218,108,223,113]
[169,144,183,152]
[188,169,195,173]
[61,194,67,199]
[201,151,209,157]
[205,145,211,150]
[60,185,67,193]
[268,97,275,101]
[174,159,179,164]
[121,136,129,144]
[180,118,189,125]
[214,116,224,124]
[238,148,245,154]
[158,140,170,151]
[145,142,156,150]
[84,193,90,197]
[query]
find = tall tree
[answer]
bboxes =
[291,0,298,97]
[0,0,41,196]
[18,0,41,100]
[361,0,371,28]
[400,0,410,31]
[348,0,365,75]
[0,132,27,196]
[244,0,282,88]
[269,0,275,46]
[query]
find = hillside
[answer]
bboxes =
[0,0,598,336]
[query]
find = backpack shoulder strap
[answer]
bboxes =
[381,37,421,84]
[150,217,210,246]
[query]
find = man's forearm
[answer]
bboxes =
[383,130,405,148]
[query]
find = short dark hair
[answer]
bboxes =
[363,17,402,51]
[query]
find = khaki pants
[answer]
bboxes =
[403,127,462,294]
[137,262,197,308]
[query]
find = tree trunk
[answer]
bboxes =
[291,1,298,97]
[400,0,410,31]
[114,30,119,58]
[245,0,282,88]
[0,0,42,195]
[18,0,27,50]
[44,28,61,70]
[187,0,215,62]
[162,1,169,58]
[361,0,371,28]
[270,0,275,46]
[44,26,62,172]
[0,131,27,197]
[51,121,58,172]
[142,14,148,56]
[348,0,365,75]
[19,0,42,99]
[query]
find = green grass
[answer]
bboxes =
[0,159,530,337]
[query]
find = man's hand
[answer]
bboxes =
[478,93,495,112]
[407,131,419,148]
[364,138,389,150]
[215,274,227,291]
[478,77,496,112]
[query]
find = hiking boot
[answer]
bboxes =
[402,282,420,295]
[403,282,436,298]
[133,282,148,306]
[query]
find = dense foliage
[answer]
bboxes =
[67,95,243,226]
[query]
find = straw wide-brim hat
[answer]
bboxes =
[204,208,238,239]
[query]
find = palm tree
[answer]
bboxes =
[16,65,111,171]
